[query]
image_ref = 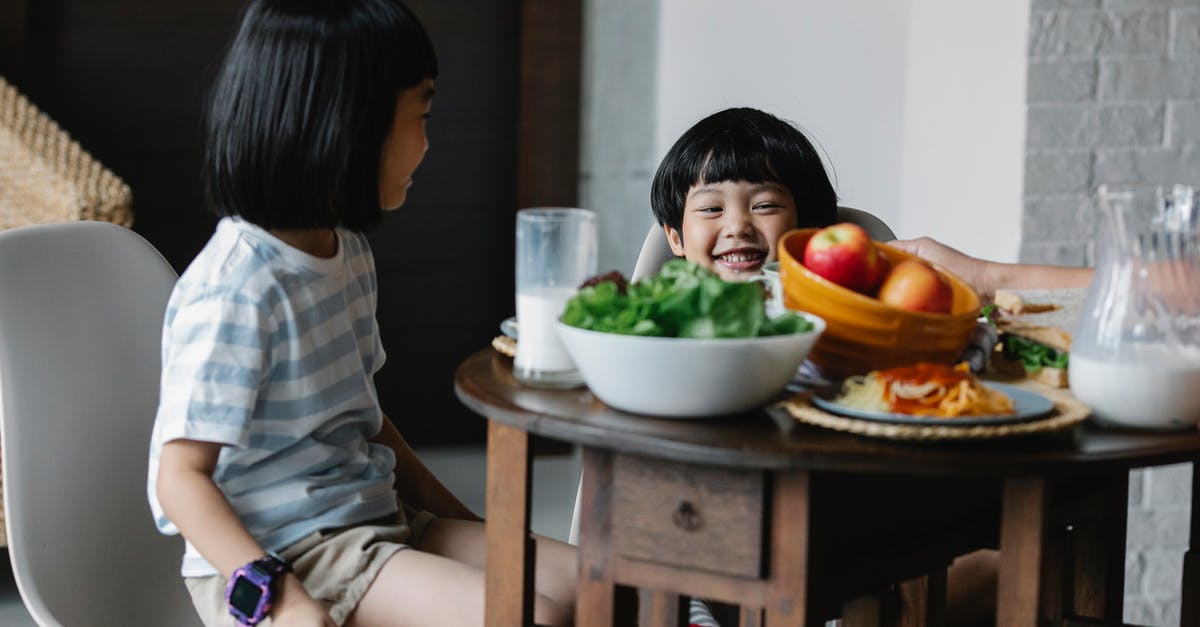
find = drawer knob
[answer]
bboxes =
[672,500,703,531]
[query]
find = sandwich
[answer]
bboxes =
[985,288,1084,388]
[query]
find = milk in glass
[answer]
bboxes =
[515,286,577,374]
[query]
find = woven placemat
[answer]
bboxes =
[0,76,132,229]
[777,390,1090,441]
[492,335,516,357]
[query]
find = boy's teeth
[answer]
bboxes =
[720,253,758,262]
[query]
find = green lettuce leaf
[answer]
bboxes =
[1004,335,1069,371]
[560,259,814,338]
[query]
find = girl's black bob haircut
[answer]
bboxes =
[204,0,438,231]
[650,107,837,234]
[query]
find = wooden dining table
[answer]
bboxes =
[454,348,1200,626]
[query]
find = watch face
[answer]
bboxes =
[229,576,265,616]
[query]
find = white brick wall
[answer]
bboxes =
[1025,2,1198,623]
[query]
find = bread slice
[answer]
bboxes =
[1028,365,1069,388]
[992,287,1085,353]
[994,289,1059,315]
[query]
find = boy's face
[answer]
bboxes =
[379,78,436,211]
[664,180,797,281]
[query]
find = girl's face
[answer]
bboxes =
[379,78,436,210]
[664,180,797,281]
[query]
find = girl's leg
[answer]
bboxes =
[344,518,575,627]
[415,518,578,620]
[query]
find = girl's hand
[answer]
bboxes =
[271,574,337,627]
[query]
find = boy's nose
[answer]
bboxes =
[723,211,755,238]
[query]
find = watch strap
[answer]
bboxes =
[252,552,292,576]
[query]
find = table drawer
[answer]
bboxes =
[610,453,764,578]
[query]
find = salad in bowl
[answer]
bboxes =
[557,260,824,417]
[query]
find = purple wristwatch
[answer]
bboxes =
[225,553,291,626]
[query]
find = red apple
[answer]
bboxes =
[877,259,953,313]
[802,223,880,293]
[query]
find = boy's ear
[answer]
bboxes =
[664,225,685,256]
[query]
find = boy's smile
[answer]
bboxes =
[664,180,798,281]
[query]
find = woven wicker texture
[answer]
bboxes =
[0,76,132,229]
[778,383,1090,441]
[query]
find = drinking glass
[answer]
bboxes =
[514,208,598,388]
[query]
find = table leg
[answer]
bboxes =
[897,570,947,627]
[739,606,763,627]
[765,470,811,627]
[485,420,534,627]
[997,477,1054,626]
[1181,463,1200,627]
[1069,473,1128,621]
[638,589,681,627]
[576,448,616,627]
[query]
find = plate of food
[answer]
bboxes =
[811,362,1055,426]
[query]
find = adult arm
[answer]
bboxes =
[888,237,1093,300]
[157,439,334,626]
[373,415,483,522]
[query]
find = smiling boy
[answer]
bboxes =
[650,107,837,281]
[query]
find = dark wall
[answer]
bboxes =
[0,0,578,445]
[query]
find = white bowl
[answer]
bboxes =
[556,313,825,418]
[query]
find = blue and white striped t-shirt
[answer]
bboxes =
[147,217,399,577]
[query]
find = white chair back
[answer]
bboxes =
[0,221,199,626]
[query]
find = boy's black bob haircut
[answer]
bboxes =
[650,107,837,234]
[204,0,437,231]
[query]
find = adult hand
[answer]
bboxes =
[889,236,1095,297]
[888,237,992,297]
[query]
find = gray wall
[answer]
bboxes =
[578,0,660,277]
[1024,2,1197,623]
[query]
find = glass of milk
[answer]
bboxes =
[514,208,597,388]
[1071,185,1200,430]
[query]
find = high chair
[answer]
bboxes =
[0,221,200,626]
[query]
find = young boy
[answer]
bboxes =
[649,106,839,627]
[650,107,838,281]
[650,109,997,627]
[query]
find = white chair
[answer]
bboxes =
[0,221,200,626]
[569,206,895,544]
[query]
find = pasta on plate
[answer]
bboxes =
[836,362,1015,418]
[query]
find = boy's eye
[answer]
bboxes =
[422,113,432,120]
[696,206,723,214]
[753,203,783,211]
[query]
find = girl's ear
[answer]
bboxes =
[664,225,685,256]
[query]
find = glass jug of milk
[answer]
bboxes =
[1069,184,1200,430]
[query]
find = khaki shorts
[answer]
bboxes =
[184,507,435,626]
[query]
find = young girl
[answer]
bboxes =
[147,2,576,625]
[650,107,838,281]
